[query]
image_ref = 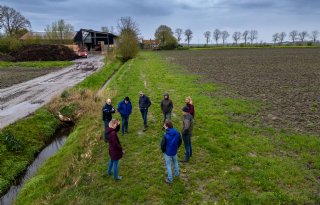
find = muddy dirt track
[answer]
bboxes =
[0,55,105,129]
[161,48,320,135]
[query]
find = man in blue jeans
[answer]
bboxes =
[139,91,151,131]
[181,106,194,162]
[161,121,182,183]
[117,96,132,134]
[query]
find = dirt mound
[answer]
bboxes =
[0,52,15,61]
[10,44,78,61]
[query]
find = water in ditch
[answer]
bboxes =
[0,126,72,205]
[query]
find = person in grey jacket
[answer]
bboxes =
[181,106,194,162]
[161,93,173,124]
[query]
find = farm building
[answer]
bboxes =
[141,39,160,50]
[73,29,117,51]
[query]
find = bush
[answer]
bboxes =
[0,37,22,53]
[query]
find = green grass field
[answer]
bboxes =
[13,51,320,204]
[0,61,73,69]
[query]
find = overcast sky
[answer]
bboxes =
[2,0,320,44]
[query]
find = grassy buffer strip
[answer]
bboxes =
[14,51,320,204]
[0,61,74,69]
[0,58,120,196]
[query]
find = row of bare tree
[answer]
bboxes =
[273,30,320,45]
[202,29,258,45]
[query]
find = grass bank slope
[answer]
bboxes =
[15,52,320,204]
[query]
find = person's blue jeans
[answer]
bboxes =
[164,153,179,182]
[182,134,192,160]
[140,108,148,126]
[103,120,110,141]
[121,115,129,134]
[162,112,171,123]
[108,159,119,180]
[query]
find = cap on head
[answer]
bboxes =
[182,106,189,113]
[124,96,130,101]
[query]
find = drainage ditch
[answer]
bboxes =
[0,124,73,205]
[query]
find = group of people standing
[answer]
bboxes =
[102,91,195,183]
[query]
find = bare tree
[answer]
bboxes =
[289,30,298,44]
[279,32,286,45]
[232,31,241,45]
[117,16,140,61]
[248,30,258,45]
[221,30,229,46]
[204,31,211,45]
[184,29,193,46]
[242,30,249,45]
[0,5,31,36]
[299,31,308,44]
[213,29,221,45]
[175,28,183,43]
[310,30,319,44]
[272,33,279,45]
[45,19,74,40]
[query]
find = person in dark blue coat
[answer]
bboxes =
[102,98,116,142]
[160,121,182,183]
[117,96,132,134]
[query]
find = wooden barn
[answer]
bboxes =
[73,29,117,51]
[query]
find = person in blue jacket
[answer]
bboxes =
[117,96,132,134]
[160,121,182,183]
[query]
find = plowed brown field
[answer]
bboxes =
[161,48,320,134]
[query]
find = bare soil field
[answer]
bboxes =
[0,67,60,89]
[160,48,320,134]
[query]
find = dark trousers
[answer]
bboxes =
[121,115,129,134]
[182,134,192,160]
[140,108,148,127]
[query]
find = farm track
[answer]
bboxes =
[0,55,105,129]
[160,48,320,134]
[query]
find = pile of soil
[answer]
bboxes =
[10,45,78,61]
[0,52,15,61]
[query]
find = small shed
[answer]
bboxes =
[73,29,117,51]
